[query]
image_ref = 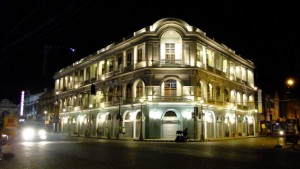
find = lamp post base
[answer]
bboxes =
[139,134,144,141]
[118,133,124,139]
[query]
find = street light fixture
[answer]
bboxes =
[287,78,295,87]
[139,98,145,141]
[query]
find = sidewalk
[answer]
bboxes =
[66,133,261,142]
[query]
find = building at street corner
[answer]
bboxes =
[52,18,258,140]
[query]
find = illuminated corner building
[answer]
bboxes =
[53,18,257,140]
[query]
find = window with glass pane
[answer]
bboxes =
[108,60,113,72]
[94,64,97,78]
[207,83,214,100]
[137,49,142,62]
[165,43,175,63]
[215,53,222,71]
[223,58,228,73]
[197,44,204,62]
[206,48,214,67]
[118,55,123,67]
[126,84,132,99]
[101,62,105,75]
[136,82,143,98]
[165,79,176,96]
[127,53,132,66]
[86,67,90,79]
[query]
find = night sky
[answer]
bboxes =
[1,0,300,103]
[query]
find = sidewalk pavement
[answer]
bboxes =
[67,133,261,142]
[53,133,300,150]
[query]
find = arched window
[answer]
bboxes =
[248,95,254,108]
[207,83,214,100]
[125,113,130,120]
[224,89,229,102]
[243,94,247,106]
[236,92,241,105]
[160,30,182,65]
[108,88,113,102]
[230,90,236,104]
[216,86,221,102]
[198,81,203,98]
[136,81,143,98]
[116,85,122,97]
[164,111,177,117]
[136,111,142,120]
[165,79,177,96]
[126,84,132,100]
[106,114,112,120]
[96,90,104,104]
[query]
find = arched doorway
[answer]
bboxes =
[104,114,112,137]
[162,111,179,139]
[237,115,243,136]
[204,110,215,138]
[243,116,249,136]
[124,112,133,138]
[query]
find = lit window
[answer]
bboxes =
[165,79,176,96]
[165,43,175,64]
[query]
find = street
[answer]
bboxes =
[1,134,299,169]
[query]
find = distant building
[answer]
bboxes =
[23,90,47,121]
[53,18,257,139]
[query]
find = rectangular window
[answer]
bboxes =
[118,55,123,66]
[137,49,142,62]
[165,43,175,64]
[127,52,132,66]
[197,44,204,62]
[206,48,214,67]
[108,60,113,72]
[223,58,228,73]
[215,52,222,71]
[101,62,105,75]
[241,67,246,81]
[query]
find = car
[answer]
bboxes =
[21,126,47,141]
[284,132,299,145]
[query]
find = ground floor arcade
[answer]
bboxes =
[59,103,257,140]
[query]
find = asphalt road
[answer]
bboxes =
[1,134,299,169]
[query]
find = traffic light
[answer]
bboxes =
[91,84,96,95]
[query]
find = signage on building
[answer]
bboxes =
[258,89,262,113]
[4,117,18,128]
[3,116,18,136]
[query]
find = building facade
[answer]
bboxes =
[53,18,257,140]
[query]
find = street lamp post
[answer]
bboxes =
[139,98,144,141]
[199,99,204,142]
[63,109,66,133]
[89,104,93,137]
[193,105,197,140]
[44,111,47,126]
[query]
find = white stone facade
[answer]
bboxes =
[53,18,257,139]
